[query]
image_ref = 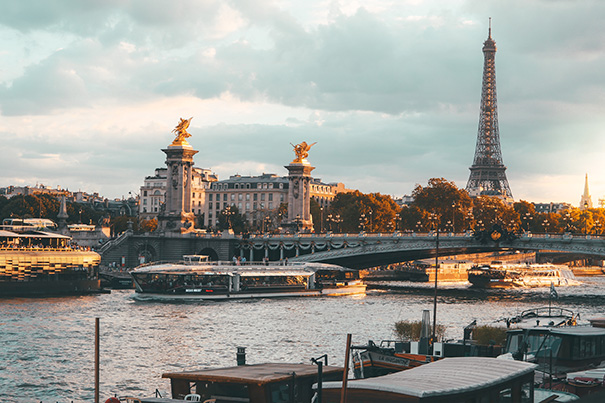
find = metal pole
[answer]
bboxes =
[95,317,100,403]
[317,361,323,403]
[432,228,439,345]
[340,334,352,403]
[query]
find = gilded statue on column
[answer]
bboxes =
[290,141,316,163]
[171,117,193,145]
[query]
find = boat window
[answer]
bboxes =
[269,382,292,403]
[194,381,249,402]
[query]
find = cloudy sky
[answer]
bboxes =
[1,0,604,206]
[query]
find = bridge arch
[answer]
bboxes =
[198,247,219,261]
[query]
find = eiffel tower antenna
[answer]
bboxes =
[465,19,513,201]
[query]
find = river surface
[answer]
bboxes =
[2,277,605,403]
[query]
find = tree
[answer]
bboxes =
[471,196,518,231]
[411,178,473,231]
[329,191,400,233]
[139,218,158,233]
[217,206,247,233]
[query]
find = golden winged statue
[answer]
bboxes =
[291,141,317,163]
[171,117,193,145]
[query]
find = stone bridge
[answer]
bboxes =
[236,232,605,270]
[98,230,605,270]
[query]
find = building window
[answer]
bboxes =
[280,195,284,202]
[253,194,258,201]
[279,183,283,189]
[238,194,243,201]
[246,184,250,189]
[246,194,250,201]
[209,194,213,201]
[257,183,261,189]
[143,199,147,205]
[260,203,265,209]
[193,192,196,198]
[261,194,265,201]
[269,183,273,189]
[223,194,228,201]
[238,203,242,210]
[269,202,273,209]
[144,190,148,196]
[246,202,250,210]
[268,194,273,201]
[253,202,257,210]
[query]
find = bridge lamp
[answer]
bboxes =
[359,213,366,232]
[595,220,602,235]
[542,219,550,234]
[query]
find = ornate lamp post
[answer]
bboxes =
[542,219,550,234]
[359,213,366,232]
[416,221,422,233]
[522,212,533,232]
[595,220,602,235]
[368,210,373,233]
[224,206,234,229]
[334,214,341,233]
[395,213,402,232]
[451,202,456,233]
[263,216,271,234]
[563,211,571,233]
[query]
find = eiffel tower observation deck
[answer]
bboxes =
[466,20,513,201]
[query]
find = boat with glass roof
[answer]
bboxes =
[130,255,366,301]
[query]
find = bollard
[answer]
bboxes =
[236,346,246,366]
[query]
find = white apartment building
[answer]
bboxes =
[204,173,351,229]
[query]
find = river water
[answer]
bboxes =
[2,278,605,403]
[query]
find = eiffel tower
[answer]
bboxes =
[466,20,513,201]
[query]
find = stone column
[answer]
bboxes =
[157,143,198,233]
[285,162,315,232]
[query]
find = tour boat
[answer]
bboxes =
[130,255,366,301]
[0,227,101,297]
[467,263,580,288]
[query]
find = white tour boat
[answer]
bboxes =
[130,255,366,301]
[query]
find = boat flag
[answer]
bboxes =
[550,282,559,300]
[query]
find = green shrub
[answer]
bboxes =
[394,320,446,342]
[472,325,507,345]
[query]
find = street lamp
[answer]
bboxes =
[416,221,422,232]
[595,220,602,235]
[428,212,441,346]
[584,202,589,235]
[451,202,456,233]
[359,213,366,232]
[263,216,271,234]
[563,211,571,233]
[79,209,83,224]
[522,212,533,232]
[295,214,302,233]
[542,219,550,234]
[395,213,402,232]
[320,207,324,233]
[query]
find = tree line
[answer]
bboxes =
[3,178,603,236]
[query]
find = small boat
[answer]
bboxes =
[320,357,538,402]
[468,263,580,288]
[130,255,366,301]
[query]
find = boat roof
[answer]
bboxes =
[322,357,536,398]
[133,261,345,275]
[508,326,605,336]
[162,363,343,386]
[0,229,71,239]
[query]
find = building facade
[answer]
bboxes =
[202,173,350,230]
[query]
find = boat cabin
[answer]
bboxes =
[160,363,344,403]
[504,326,605,370]
[321,357,537,403]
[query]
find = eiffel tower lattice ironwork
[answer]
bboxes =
[466,20,513,200]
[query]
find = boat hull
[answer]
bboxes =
[0,279,101,297]
[133,284,367,301]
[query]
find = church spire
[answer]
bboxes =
[580,173,593,210]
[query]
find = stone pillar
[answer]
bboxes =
[157,142,198,233]
[285,162,315,232]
